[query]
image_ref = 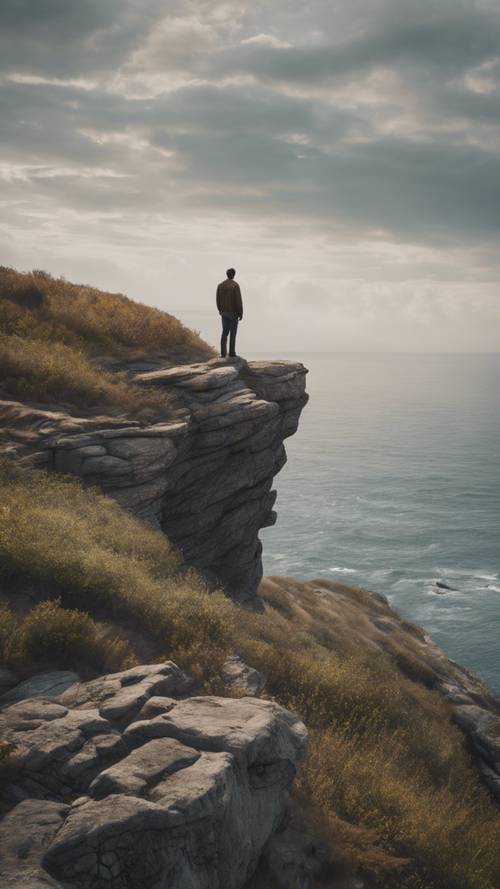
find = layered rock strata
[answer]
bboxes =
[0,358,308,604]
[0,661,307,889]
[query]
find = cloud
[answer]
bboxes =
[241,33,292,49]
[0,0,499,351]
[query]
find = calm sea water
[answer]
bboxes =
[255,354,500,692]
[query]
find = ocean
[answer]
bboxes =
[256,353,500,692]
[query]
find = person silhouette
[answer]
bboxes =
[216,268,243,358]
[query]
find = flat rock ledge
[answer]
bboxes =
[0,661,307,889]
[0,357,308,605]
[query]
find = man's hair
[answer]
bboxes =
[226,268,236,279]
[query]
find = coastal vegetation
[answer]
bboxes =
[1,465,499,889]
[0,266,213,416]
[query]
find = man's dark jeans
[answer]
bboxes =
[220,313,238,357]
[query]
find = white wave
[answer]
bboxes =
[487,585,500,593]
[329,566,357,574]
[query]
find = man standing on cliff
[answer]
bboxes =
[216,268,243,358]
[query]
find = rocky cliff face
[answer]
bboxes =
[0,357,308,606]
[0,662,307,889]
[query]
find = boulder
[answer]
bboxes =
[0,663,307,889]
[58,661,192,726]
[221,655,266,696]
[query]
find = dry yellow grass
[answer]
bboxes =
[0,266,213,358]
[0,266,214,415]
[0,334,172,419]
[0,470,233,666]
[1,468,500,888]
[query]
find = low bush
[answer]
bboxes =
[17,597,97,662]
[1,598,135,673]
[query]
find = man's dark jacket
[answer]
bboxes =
[216,279,243,320]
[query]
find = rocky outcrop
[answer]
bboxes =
[0,357,308,605]
[262,577,500,809]
[423,640,500,805]
[221,655,266,697]
[0,662,307,889]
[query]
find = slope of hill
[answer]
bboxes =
[0,266,214,419]
[1,467,500,889]
[1,269,500,889]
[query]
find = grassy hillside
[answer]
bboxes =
[1,465,500,889]
[0,267,213,418]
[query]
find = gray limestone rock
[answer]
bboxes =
[0,698,115,789]
[0,671,79,706]
[80,455,131,477]
[89,737,200,799]
[138,695,176,719]
[0,799,69,889]
[222,655,266,696]
[58,661,192,727]
[123,695,308,768]
[15,357,308,605]
[0,662,307,889]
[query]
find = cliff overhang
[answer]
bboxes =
[0,357,308,606]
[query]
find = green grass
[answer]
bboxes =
[0,266,214,416]
[1,467,500,889]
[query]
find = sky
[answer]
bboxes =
[0,0,499,353]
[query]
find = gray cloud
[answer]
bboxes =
[0,0,167,76]
[215,12,500,87]
[0,0,499,352]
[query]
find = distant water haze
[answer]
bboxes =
[254,353,500,691]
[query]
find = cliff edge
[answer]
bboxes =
[0,357,308,606]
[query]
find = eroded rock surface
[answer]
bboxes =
[0,357,308,604]
[221,655,265,696]
[0,662,307,889]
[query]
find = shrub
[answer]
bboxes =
[17,597,97,663]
